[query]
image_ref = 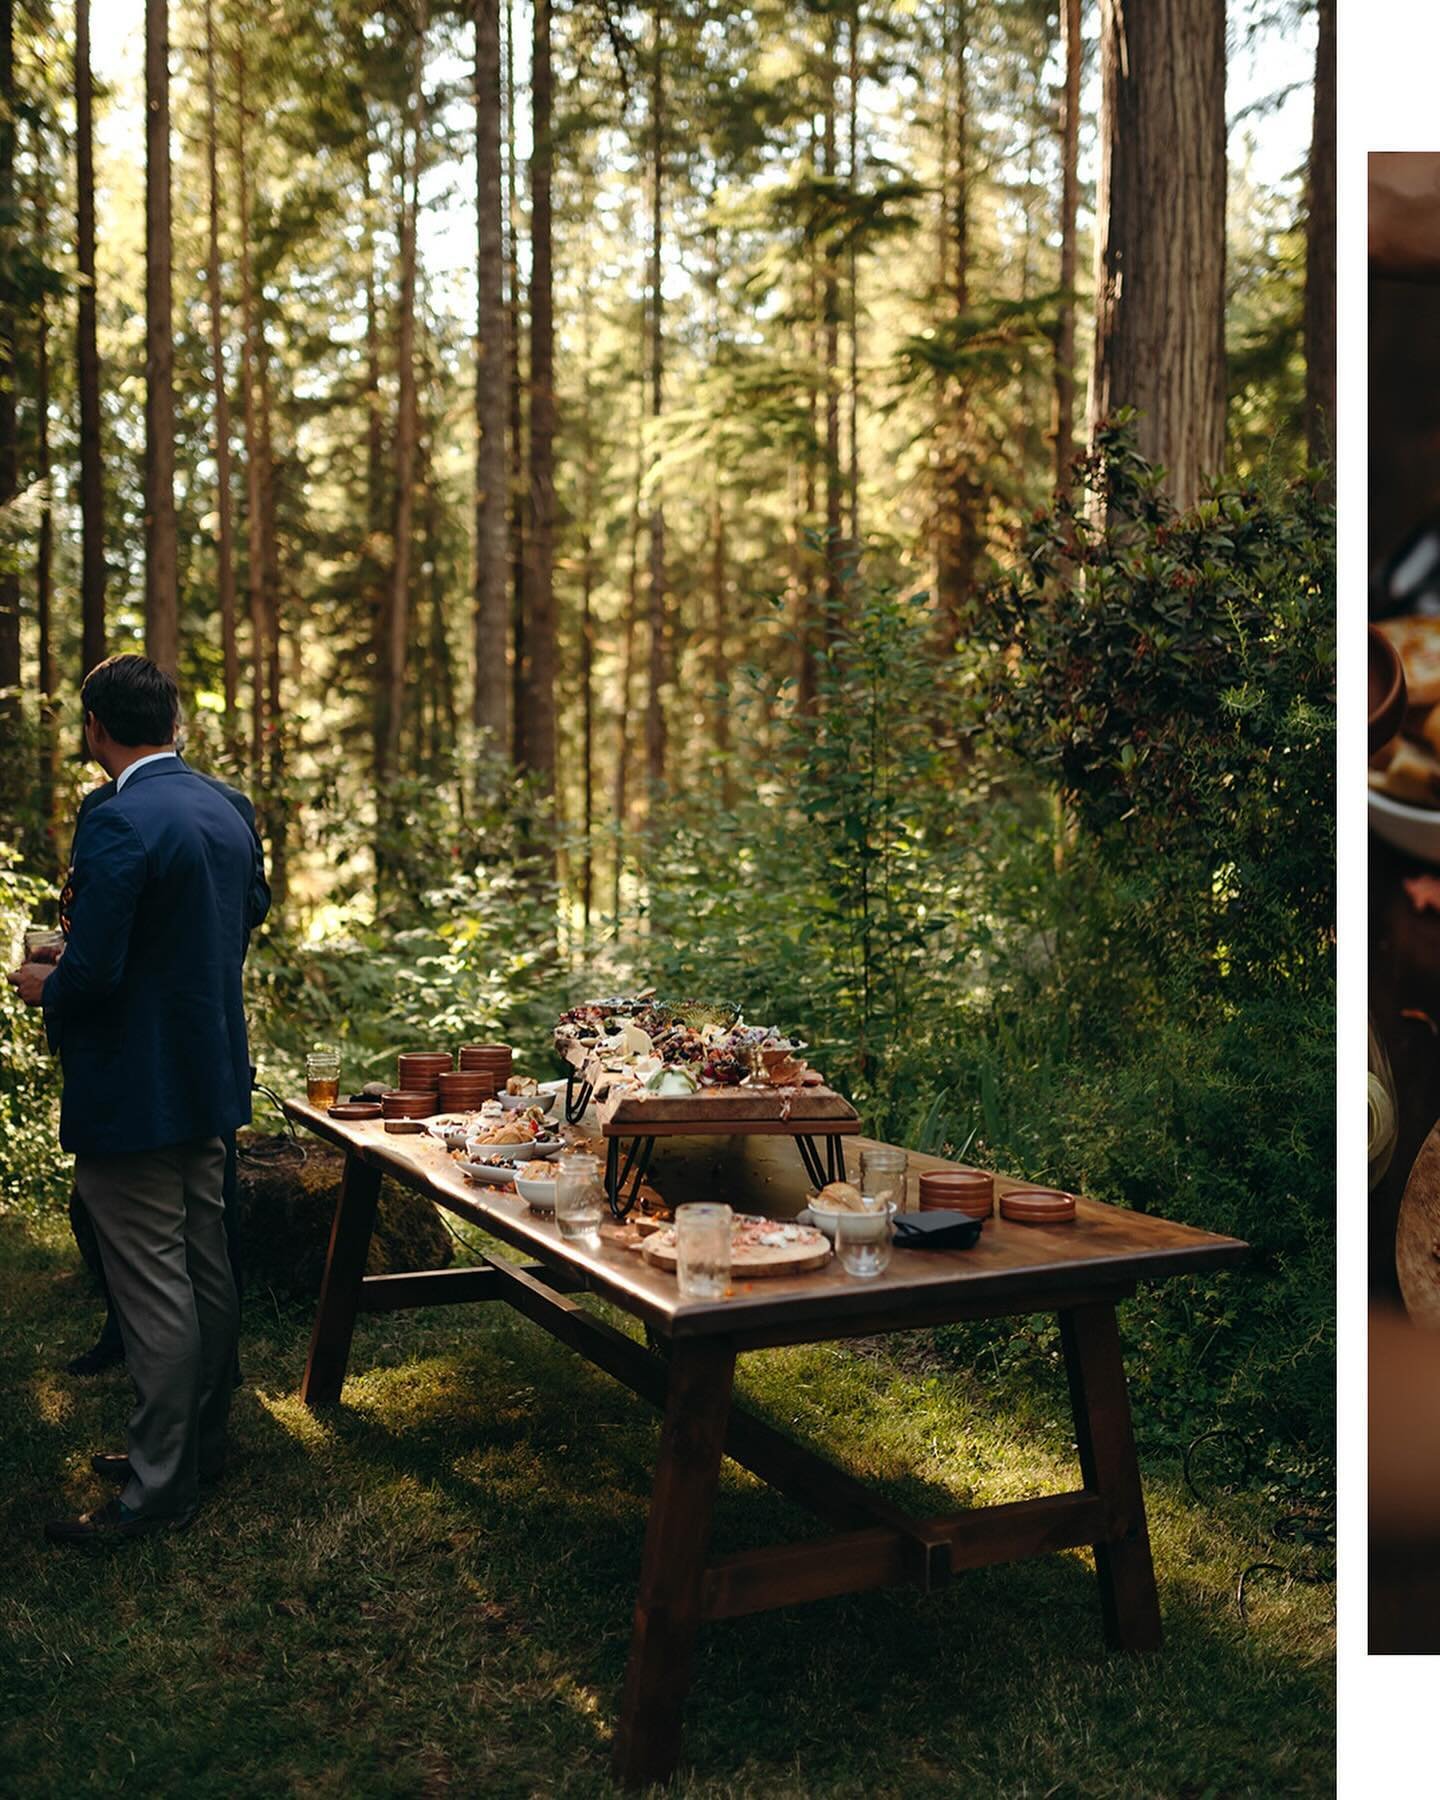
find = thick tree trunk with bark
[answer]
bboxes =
[1052,0,1081,493]
[382,4,428,784]
[76,0,106,686]
[257,328,286,907]
[204,0,239,743]
[847,4,861,545]
[144,0,179,672]
[1088,0,1227,509]
[473,0,508,750]
[644,11,668,791]
[935,3,979,637]
[1304,0,1335,480]
[526,0,557,792]
[0,0,19,715]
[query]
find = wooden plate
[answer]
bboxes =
[329,1101,382,1120]
[1398,1119,1440,1325]
[999,1187,1078,1224]
[642,1222,832,1279]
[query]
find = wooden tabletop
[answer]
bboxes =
[284,1098,1247,1343]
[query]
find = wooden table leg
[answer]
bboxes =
[1059,1300,1162,1653]
[612,1336,736,1789]
[301,1151,383,1407]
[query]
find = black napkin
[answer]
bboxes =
[891,1210,984,1250]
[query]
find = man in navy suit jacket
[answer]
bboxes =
[61,766,270,1375]
[9,655,267,1544]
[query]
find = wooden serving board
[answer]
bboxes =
[1398,1118,1440,1326]
[600,1084,859,1133]
[642,1229,833,1279]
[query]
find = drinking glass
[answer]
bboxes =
[554,1154,604,1248]
[675,1203,733,1300]
[861,1146,909,1213]
[306,1050,341,1109]
[835,1198,894,1279]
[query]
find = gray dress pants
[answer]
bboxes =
[73,1137,240,1520]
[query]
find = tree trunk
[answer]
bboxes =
[1304,0,1335,480]
[257,326,286,908]
[34,146,56,854]
[611,343,643,922]
[1089,0,1227,509]
[473,0,508,751]
[0,0,19,718]
[822,17,842,628]
[847,2,861,545]
[144,0,178,673]
[644,8,667,792]
[506,0,527,772]
[76,0,106,689]
[382,2,428,784]
[525,0,557,792]
[234,43,267,781]
[934,0,978,638]
[1052,0,1081,493]
[204,0,239,747]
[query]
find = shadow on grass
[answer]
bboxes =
[0,1209,1333,1797]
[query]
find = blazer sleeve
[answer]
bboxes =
[41,807,148,1052]
[233,795,271,932]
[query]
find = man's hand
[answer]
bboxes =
[8,963,56,1007]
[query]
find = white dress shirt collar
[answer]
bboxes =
[115,750,180,792]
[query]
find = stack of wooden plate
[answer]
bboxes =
[917,1169,994,1218]
[437,1068,495,1108]
[459,1043,513,1086]
[397,1051,453,1092]
[381,1089,438,1120]
[998,1186,1077,1225]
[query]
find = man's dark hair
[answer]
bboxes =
[81,655,180,748]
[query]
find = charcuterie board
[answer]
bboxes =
[641,1218,833,1279]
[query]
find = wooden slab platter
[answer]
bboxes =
[641,1219,833,1279]
[598,1083,860,1134]
[1398,1118,1440,1326]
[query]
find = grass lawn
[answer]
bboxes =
[0,1210,1333,1798]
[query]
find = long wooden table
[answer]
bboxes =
[285,1097,1248,1787]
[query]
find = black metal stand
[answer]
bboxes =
[564,1068,594,1125]
[607,1135,659,1218]
[604,1131,849,1219]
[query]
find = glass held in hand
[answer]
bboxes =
[834,1196,895,1279]
[860,1146,909,1214]
[306,1050,341,1109]
[553,1154,605,1248]
[674,1202,733,1300]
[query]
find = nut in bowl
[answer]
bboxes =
[514,1164,560,1211]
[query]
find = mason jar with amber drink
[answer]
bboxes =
[306,1049,342,1109]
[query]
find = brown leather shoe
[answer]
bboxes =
[44,1496,194,1546]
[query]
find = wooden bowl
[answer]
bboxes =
[381,1089,438,1119]
[999,1186,1078,1224]
[917,1169,993,1217]
[1370,625,1407,757]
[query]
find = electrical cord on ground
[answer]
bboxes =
[1182,1428,1334,1625]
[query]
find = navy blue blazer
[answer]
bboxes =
[43,760,269,1156]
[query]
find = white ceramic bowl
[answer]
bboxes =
[498,1088,558,1115]
[463,1135,565,1163]
[514,1168,559,1211]
[1369,787,1440,865]
[801,1197,897,1243]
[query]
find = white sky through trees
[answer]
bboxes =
[87,0,1316,327]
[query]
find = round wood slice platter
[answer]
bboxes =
[642,1225,832,1279]
[1397,1119,1440,1326]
